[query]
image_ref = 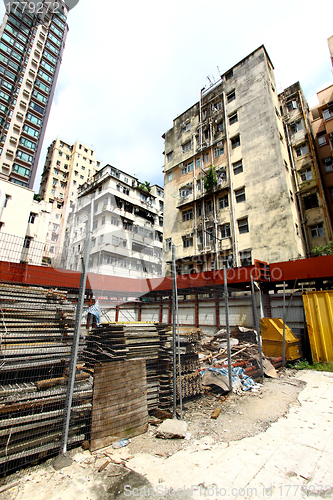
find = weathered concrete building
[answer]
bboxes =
[0,178,51,264]
[310,84,333,229]
[162,46,305,274]
[38,137,102,264]
[63,165,164,279]
[279,82,332,253]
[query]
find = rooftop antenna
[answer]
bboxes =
[217,66,222,78]
[206,75,213,87]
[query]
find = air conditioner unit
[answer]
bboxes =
[217,141,223,146]
[179,163,184,168]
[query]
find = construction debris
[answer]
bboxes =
[156,419,188,439]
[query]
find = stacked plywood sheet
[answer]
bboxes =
[83,323,160,410]
[90,360,148,451]
[0,283,92,471]
[156,325,203,408]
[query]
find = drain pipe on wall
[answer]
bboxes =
[223,91,239,267]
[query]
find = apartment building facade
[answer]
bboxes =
[310,85,333,229]
[63,165,164,278]
[163,46,305,274]
[0,178,51,264]
[0,1,68,189]
[279,82,332,253]
[38,137,102,264]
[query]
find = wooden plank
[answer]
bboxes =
[90,360,148,452]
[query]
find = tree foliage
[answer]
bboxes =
[311,240,333,257]
[203,165,217,192]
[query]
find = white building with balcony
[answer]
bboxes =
[63,165,164,278]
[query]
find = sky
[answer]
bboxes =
[1,0,333,191]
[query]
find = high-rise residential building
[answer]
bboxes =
[279,82,332,254]
[310,85,333,229]
[62,165,164,278]
[0,1,68,189]
[38,137,102,264]
[162,46,305,275]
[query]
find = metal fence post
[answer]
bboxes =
[171,245,177,418]
[251,275,264,379]
[223,266,233,392]
[54,199,94,469]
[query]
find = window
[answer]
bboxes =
[215,145,224,157]
[52,179,57,186]
[310,223,324,238]
[183,236,193,248]
[19,137,36,150]
[182,141,191,153]
[213,101,222,111]
[196,158,201,168]
[181,162,194,175]
[206,200,212,213]
[23,124,39,138]
[225,69,233,80]
[221,223,231,238]
[23,236,32,249]
[12,163,30,177]
[323,107,333,121]
[240,250,252,266]
[286,100,298,112]
[304,194,319,210]
[233,160,243,175]
[101,216,106,225]
[168,172,173,181]
[216,121,223,133]
[207,227,214,241]
[56,160,61,166]
[219,194,228,209]
[179,184,192,198]
[317,133,327,146]
[295,144,308,157]
[183,209,193,221]
[58,150,63,156]
[300,168,313,182]
[229,112,238,125]
[238,217,249,234]
[166,238,172,251]
[231,135,240,149]
[205,153,209,163]
[51,189,55,195]
[323,157,333,173]
[28,212,36,223]
[16,150,33,163]
[235,187,245,203]
[227,90,235,103]
[197,204,202,216]
[290,120,303,134]
[185,122,191,131]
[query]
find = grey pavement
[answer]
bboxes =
[129,370,333,499]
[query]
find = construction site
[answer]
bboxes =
[0,239,333,487]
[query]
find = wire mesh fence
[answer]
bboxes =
[0,233,308,477]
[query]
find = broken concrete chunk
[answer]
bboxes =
[156,419,188,439]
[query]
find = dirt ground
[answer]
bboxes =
[0,369,306,500]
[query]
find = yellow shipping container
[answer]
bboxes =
[302,291,333,363]
[259,318,301,361]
